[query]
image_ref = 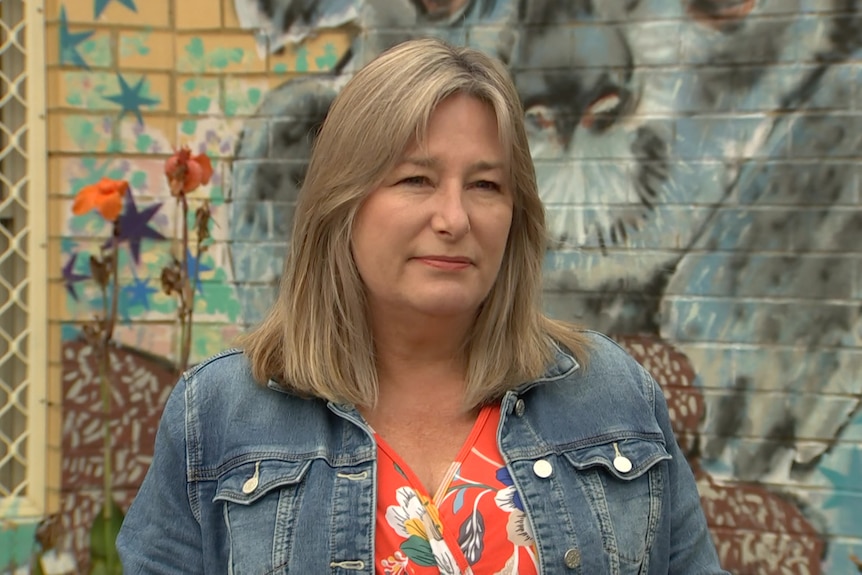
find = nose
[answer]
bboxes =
[429,181,470,239]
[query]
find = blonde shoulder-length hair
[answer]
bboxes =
[238,37,590,409]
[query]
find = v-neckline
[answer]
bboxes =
[374,404,493,502]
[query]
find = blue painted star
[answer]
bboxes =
[94,0,137,19]
[106,190,165,264]
[59,7,94,69]
[62,252,90,301]
[185,249,213,295]
[121,275,158,319]
[103,74,160,125]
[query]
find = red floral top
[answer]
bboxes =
[374,404,539,574]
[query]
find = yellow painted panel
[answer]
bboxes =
[177,0,223,29]
[175,115,244,158]
[48,113,116,153]
[119,30,176,70]
[269,29,352,74]
[97,0,170,27]
[45,23,59,66]
[223,76,272,116]
[222,0,241,29]
[50,71,171,113]
[50,0,170,26]
[176,32,266,73]
[176,75,222,116]
[46,107,174,153]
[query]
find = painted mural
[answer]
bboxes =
[15,0,858,572]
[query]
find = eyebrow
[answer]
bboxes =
[401,156,505,173]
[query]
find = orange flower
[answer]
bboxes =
[165,147,214,196]
[71,178,128,222]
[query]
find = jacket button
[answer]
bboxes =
[564,548,581,568]
[613,455,633,473]
[514,399,525,417]
[533,459,553,478]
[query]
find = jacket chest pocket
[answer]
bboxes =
[214,458,312,575]
[563,437,670,569]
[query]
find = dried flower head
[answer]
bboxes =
[165,147,214,196]
[195,201,212,243]
[160,259,183,296]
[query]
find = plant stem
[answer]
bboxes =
[182,216,204,373]
[178,194,190,373]
[99,226,120,572]
[106,226,121,342]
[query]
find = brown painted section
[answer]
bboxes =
[60,340,176,572]
[614,334,824,574]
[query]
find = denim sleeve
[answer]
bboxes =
[117,376,205,574]
[644,367,731,575]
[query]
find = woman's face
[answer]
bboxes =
[351,93,514,322]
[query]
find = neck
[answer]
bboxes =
[368,306,475,412]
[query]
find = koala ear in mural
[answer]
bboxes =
[230,76,342,322]
[233,0,362,55]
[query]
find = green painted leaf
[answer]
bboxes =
[400,535,436,567]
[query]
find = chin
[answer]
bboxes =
[406,293,485,319]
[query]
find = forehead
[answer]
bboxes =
[404,95,512,156]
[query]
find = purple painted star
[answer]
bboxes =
[62,253,90,301]
[104,189,165,264]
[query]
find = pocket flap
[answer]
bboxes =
[563,437,671,480]
[214,458,312,505]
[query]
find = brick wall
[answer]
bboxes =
[42,0,862,573]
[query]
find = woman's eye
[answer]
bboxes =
[400,176,429,186]
[473,180,501,192]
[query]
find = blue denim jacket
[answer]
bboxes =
[118,331,728,574]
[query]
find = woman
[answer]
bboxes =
[118,38,727,574]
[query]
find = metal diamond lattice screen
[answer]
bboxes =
[0,0,32,500]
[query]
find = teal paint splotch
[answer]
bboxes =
[182,38,246,72]
[61,323,81,341]
[181,119,198,135]
[119,30,153,58]
[187,96,212,114]
[0,498,38,572]
[130,170,148,190]
[295,47,309,72]
[135,133,154,153]
[315,43,339,70]
[211,48,244,70]
[185,37,205,60]
[821,449,862,500]
[81,36,113,67]
[197,268,242,323]
[248,88,262,106]
[0,521,38,571]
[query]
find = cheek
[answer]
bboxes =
[492,211,515,255]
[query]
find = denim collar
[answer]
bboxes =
[266,341,580,399]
